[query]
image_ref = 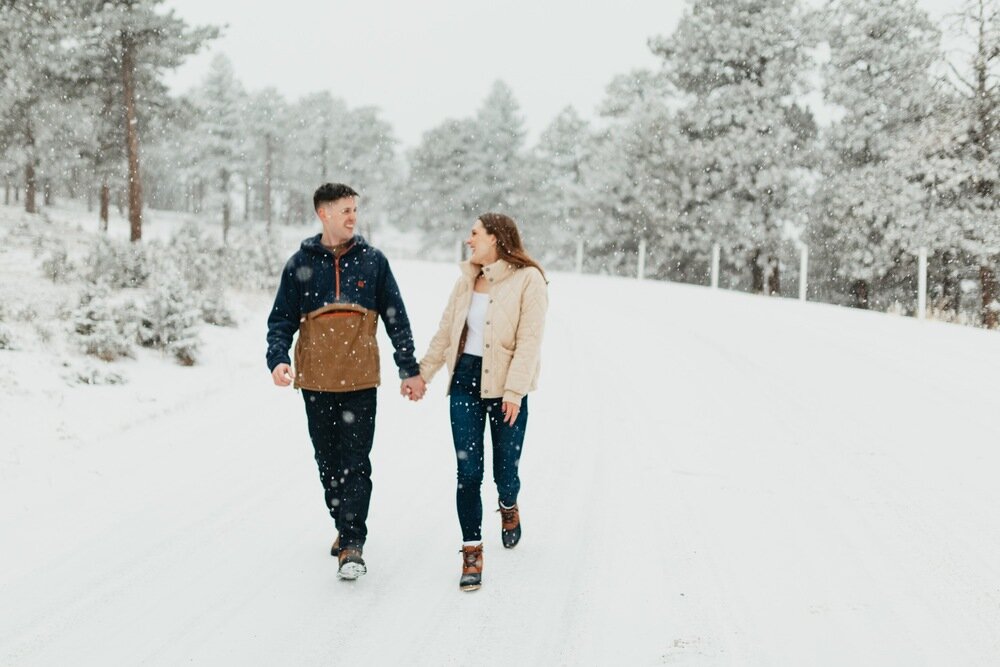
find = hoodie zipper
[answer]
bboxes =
[330,241,355,300]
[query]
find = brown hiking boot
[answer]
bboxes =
[330,534,340,557]
[338,546,366,580]
[459,544,484,591]
[497,501,521,549]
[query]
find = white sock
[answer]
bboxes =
[463,540,482,547]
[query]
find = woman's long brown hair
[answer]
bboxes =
[478,212,546,281]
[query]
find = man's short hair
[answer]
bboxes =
[313,183,359,211]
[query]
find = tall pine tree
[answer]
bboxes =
[811,0,942,310]
[652,0,816,294]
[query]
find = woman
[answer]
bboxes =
[418,213,548,592]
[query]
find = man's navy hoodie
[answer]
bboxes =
[266,234,420,379]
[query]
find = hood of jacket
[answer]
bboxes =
[300,233,370,257]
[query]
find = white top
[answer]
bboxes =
[462,292,489,356]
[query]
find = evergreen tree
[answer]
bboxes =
[285,92,349,222]
[475,80,528,214]
[652,0,816,294]
[190,54,246,244]
[140,268,201,366]
[82,0,217,241]
[405,81,528,244]
[242,88,289,228]
[73,281,134,361]
[333,106,401,240]
[811,0,942,310]
[920,0,1000,327]
[527,106,594,266]
[586,70,700,280]
[0,1,79,214]
[406,117,484,240]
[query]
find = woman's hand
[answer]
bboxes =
[501,401,520,426]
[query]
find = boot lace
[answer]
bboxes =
[497,505,518,530]
[461,546,482,568]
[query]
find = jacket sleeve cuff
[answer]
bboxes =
[398,365,421,380]
[267,355,291,372]
[419,359,442,384]
[502,390,524,406]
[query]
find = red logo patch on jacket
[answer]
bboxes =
[357,280,366,288]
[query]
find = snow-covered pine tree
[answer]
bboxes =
[811,0,942,310]
[242,88,288,229]
[527,107,594,268]
[652,0,816,294]
[284,92,350,223]
[73,280,134,361]
[920,0,1000,327]
[84,236,149,288]
[190,54,246,244]
[405,117,483,243]
[139,267,201,366]
[0,1,81,215]
[585,70,701,280]
[331,106,402,242]
[157,222,236,325]
[81,0,218,241]
[475,81,529,216]
[41,244,75,284]
[404,81,528,246]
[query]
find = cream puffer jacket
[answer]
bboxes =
[419,259,548,406]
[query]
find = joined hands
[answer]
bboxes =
[400,376,426,401]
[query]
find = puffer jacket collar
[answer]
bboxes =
[462,258,517,284]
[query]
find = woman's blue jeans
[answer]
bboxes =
[449,353,528,542]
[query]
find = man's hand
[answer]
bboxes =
[401,375,426,401]
[272,363,294,387]
[501,401,520,426]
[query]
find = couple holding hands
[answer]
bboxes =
[266,183,548,591]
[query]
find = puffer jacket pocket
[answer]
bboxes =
[294,303,380,392]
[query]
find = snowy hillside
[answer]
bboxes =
[2,204,1000,666]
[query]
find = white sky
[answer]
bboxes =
[164,0,961,149]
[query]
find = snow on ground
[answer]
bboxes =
[2,202,1000,665]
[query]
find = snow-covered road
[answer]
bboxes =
[3,259,1000,666]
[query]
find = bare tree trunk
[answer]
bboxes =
[121,32,143,242]
[981,265,998,328]
[320,136,328,181]
[244,176,251,222]
[100,183,110,232]
[43,179,52,207]
[24,119,37,214]
[4,179,9,205]
[767,255,780,296]
[221,168,231,244]
[264,134,273,229]
[939,250,959,314]
[25,162,36,214]
[852,279,870,309]
[750,248,765,293]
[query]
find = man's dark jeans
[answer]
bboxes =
[449,353,528,543]
[302,387,377,549]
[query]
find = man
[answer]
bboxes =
[267,183,426,580]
